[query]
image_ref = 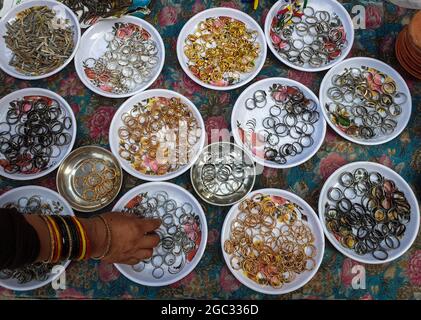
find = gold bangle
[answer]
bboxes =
[92,215,112,260]
[46,215,62,264]
[71,217,87,261]
[39,215,55,264]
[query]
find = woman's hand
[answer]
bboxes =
[83,213,161,265]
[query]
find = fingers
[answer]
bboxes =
[139,218,161,233]
[137,248,153,261]
[125,258,140,266]
[138,233,160,249]
[121,249,153,265]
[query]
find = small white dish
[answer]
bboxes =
[0,0,81,80]
[319,57,412,145]
[0,88,77,181]
[318,161,420,264]
[74,16,165,99]
[113,182,208,287]
[0,186,74,291]
[231,77,326,169]
[221,188,325,295]
[265,0,354,72]
[177,7,267,91]
[108,89,205,181]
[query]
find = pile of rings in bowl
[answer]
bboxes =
[0,0,418,295]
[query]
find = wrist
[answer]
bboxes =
[79,217,107,259]
[24,215,51,262]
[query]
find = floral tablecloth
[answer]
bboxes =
[0,0,420,300]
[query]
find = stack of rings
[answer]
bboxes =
[118,97,201,176]
[123,191,201,279]
[325,66,405,140]
[0,96,73,175]
[73,159,120,202]
[200,152,252,198]
[270,4,347,68]
[0,196,64,283]
[183,16,260,86]
[324,168,411,261]
[240,84,319,165]
[224,193,317,288]
[83,22,159,94]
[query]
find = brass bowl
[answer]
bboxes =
[56,146,123,212]
[190,142,256,206]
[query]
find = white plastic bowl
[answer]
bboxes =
[231,77,326,169]
[318,161,420,264]
[265,0,354,72]
[177,7,267,91]
[113,182,208,287]
[319,57,412,145]
[0,88,77,181]
[74,16,165,99]
[221,188,325,295]
[0,0,81,80]
[108,89,206,181]
[0,186,74,291]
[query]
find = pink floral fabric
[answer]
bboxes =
[0,0,420,300]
